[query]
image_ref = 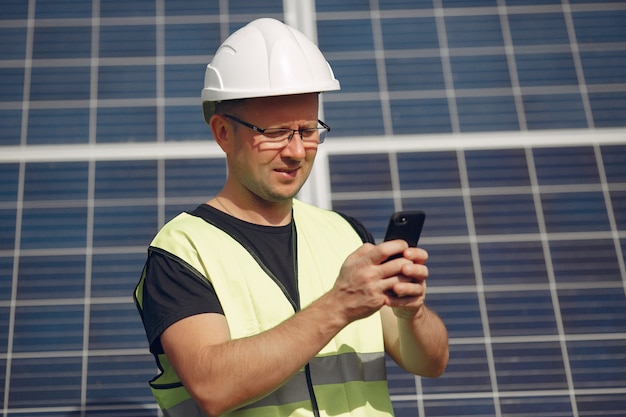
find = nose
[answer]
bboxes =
[281,130,307,158]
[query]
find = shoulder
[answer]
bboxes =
[292,199,374,244]
[335,212,375,244]
[153,209,209,239]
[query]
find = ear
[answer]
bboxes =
[209,114,232,153]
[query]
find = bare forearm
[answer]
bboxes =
[181,294,347,416]
[396,306,449,377]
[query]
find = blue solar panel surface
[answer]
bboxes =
[1,1,625,416]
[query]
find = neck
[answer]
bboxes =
[208,193,293,226]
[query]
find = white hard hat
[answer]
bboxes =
[201,18,340,123]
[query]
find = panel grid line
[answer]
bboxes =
[562,0,594,129]
[433,0,460,134]
[3,0,36,412]
[593,144,626,294]
[88,0,100,147]
[3,162,24,417]
[156,0,166,146]
[78,160,95,416]
[80,0,102,407]
[497,0,527,131]
[368,1,393,137]
[18,0,35,148]
[456,148,502,417]
[524,146,580,417]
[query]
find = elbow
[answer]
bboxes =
[400,344,449,378]
[188,385,240,417]
[420,346,449,378]
[195,397,234,417]
[198,402,228,417]
[189,381,263,417]
[421,360,447,379]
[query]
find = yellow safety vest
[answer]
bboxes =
[135,199,395,417]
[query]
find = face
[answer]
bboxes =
[217,93,320,206]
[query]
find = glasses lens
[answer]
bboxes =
[318,128,327,143]
[262,128,292,141]
[261,128,327,145]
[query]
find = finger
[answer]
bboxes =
[399,262,429,282]
[375,240,409,264]
[403,247,429,263]
[385,290,423,309]
[391,280,425,298]
[381,273,426,299]
[353,242,377,259]
[379,274,408,297]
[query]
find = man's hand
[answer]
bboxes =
[329,240,426,322]
[383,246,429,319]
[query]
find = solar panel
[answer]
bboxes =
[0,1,625,416]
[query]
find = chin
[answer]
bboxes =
[266,187,302,203]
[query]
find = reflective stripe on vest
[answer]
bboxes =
[153,351,387,416]
[243,351,387,409]
[163,397,207,417]
[139,199,395,417]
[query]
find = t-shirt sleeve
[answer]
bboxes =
[141,249,224,353]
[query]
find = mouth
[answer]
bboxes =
[274,166,300,178]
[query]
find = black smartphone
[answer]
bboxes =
[383,211,426,260]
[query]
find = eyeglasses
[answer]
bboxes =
[222,114,330,144]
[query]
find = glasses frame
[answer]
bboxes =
[222,114,331,144]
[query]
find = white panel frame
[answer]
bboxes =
[2,128,624,163]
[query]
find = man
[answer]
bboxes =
[134,18,448,417]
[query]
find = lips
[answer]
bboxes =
[275,166,300,174]
[274,166,301,180]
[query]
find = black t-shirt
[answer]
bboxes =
[140,204,373,354]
